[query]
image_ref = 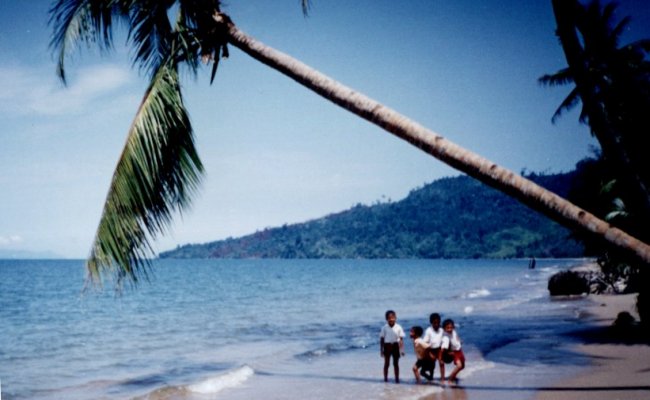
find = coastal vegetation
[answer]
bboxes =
[160,171,583,259]
[543,0,650,325]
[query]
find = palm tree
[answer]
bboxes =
[50,0,650,287]
[542,0,650,232]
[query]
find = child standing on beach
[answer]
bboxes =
[380,310,405,383]
[423,313,444,381]
[440,318,465,384]
[409,326,434,383]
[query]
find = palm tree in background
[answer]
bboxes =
[50,0,650,288]
[542,0,650,234]
[544,0,650,325]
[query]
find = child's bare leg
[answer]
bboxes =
[448,360,464,381]
[383,355,390,382]
[412,364,421,384]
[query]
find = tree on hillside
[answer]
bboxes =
[50,0,650,288]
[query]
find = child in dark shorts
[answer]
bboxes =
[423,312,444,381]
[409,326,434,383]
[380,310,405,383]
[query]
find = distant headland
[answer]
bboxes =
[160,170,584,259]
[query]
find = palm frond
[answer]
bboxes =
[176,0,228,83]
[611,15,631,45]
[87,58,203,288]
[605,198,629,221]
[600,178,618,195]
[127,2,174,77]
[301,0,311,16]
[551,87,581,123]
[49,0,120,83]
[538,67,574,87]
[600,1,618,28]
[622,39,650,55]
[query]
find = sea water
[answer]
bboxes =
[0,258,593,399]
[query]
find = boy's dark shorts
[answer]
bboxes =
[416,357,434,370]
[383,342,401,359]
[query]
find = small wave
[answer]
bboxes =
[297,342,369,359]
[135,366,255,400]
[462,359,496,378]
[538,266,561,277]
[188,365,254,394]
[464,288,491,299]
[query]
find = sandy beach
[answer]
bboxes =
[535,293,650,400]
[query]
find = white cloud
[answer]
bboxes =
[0,63,135,117]
[0,235,23,247]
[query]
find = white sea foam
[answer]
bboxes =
[465,288,491,299]
[462,359,496,378]
[188,365,254,394]
[396,385,444,400]
[464,306,474,314]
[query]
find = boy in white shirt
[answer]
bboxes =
[379,309,405,383]
[440,318,465,383]
[423,313,444,381]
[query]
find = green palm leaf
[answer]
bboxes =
[49,0,119,83]
[128,1,174,76]
[87,58,203,288]
[49,0,218,288]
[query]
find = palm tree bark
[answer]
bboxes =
[216,13,650,265]
[550,0,650,224]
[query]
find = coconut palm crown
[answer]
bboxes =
[540,1,650,125]
[542,0,650,238]
[50,0,231,287]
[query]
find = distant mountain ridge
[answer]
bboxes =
[159,171,584,259]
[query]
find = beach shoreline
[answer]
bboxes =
[535,292,650,400]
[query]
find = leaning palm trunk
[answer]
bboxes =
[217,13,650,265]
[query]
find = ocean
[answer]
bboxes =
[0,258,593,399]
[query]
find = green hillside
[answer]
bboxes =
[159,172,584,259]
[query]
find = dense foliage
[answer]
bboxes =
[160,171,584,259]
[546,0,650,325]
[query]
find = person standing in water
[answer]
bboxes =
[423,312,445,381]
[440,318,465,384]
[379,310,405,383]
[410,326,434,383]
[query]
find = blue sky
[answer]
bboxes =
[1,0,648,258]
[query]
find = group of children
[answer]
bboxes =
[379,310,465,385]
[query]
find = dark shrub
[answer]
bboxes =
[548,270,589,296]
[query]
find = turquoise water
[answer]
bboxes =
[0,259,591,399]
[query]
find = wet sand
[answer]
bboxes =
[535,293,650,400]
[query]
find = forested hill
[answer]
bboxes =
[159,172,584,259]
